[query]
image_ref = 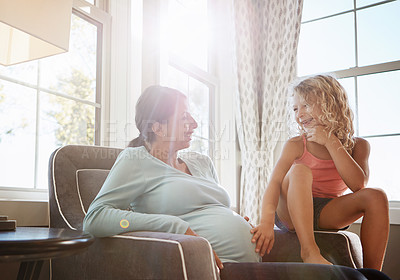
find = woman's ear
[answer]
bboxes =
[151,122,165,137]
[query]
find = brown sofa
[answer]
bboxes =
[48,145,363,279]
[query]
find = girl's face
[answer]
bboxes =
[292,93,323,131]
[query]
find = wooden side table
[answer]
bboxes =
[0,227,94,280]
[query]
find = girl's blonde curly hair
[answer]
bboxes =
[290,74,355,152]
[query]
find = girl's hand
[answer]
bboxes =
[306,125,331,146]
[185,227,224,270]
[250,223,275,257]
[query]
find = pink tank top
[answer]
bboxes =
[294,136,347,198]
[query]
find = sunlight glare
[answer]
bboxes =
[162,0,208,71]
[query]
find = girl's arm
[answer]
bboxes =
[251,138,302,256]
[327,136,370,192]
[309,126,370,192]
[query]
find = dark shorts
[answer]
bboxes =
[275,197,349,232]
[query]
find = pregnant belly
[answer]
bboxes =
[181,206,261,263]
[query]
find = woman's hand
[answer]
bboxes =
[250,223,275,257]
[184,227,197,236]
[185,227,223,270]
[212,250,223,270]
[243,216,254,228]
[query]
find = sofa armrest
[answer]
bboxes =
[316,230,363,268]
[51,231,220,280]
[262,228,363,268]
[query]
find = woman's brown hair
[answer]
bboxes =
[128,86,186,148]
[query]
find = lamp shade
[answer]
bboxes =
[0,0,73,66]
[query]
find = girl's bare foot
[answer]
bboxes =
[301,248,332,265]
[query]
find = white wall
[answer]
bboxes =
[0,200,48,226]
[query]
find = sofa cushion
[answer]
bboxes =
[76,169,110,213]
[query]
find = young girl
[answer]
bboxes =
[250,75,389,270]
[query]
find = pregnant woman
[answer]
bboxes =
[83,85,260,268]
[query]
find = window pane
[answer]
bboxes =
[40,14,97,102]
[357,71,400,136]
[36,93,60,189]
[35,93,95,189]
[302,0,353,22]
[356,0,389,8]
[0,12,100,191]
[189,77,209,141]
[165,65,189,94]
[297,13,355,76]
[338,77,356,113]
[44,94,95,146]
[357,1,400,66]
[0,61,38,85]
[368,136,400,201]
[338,77,358,133]
[0,82,36,188]
[163,66,210,154]
[165,0,208,71]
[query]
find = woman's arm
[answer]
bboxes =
[308,126,370,192]
[250,138,302,256]
[83,149,189,237]
[84,206,189,237]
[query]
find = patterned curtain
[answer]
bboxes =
[234,0,303,223]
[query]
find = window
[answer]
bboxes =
[298,0,400,203]
[160,0,216,157]
[0,4,108,197]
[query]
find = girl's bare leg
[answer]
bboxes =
[276,164,331,265]
[318,188,389,270]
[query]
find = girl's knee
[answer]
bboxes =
[281,165,312,196]
[359,188,389,209]
[289,164,312,179]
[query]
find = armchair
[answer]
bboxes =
[48,145,363,279]
[49,145,218,279]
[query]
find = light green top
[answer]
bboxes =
[83,146,260,263]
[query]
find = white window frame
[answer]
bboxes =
[158,0,217,157]
[0,0,111,201]
[163,54,218,157]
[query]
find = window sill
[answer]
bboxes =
[0,187,48,202]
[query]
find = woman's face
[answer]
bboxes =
[293,93,323,132]
[162,97,198,151]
